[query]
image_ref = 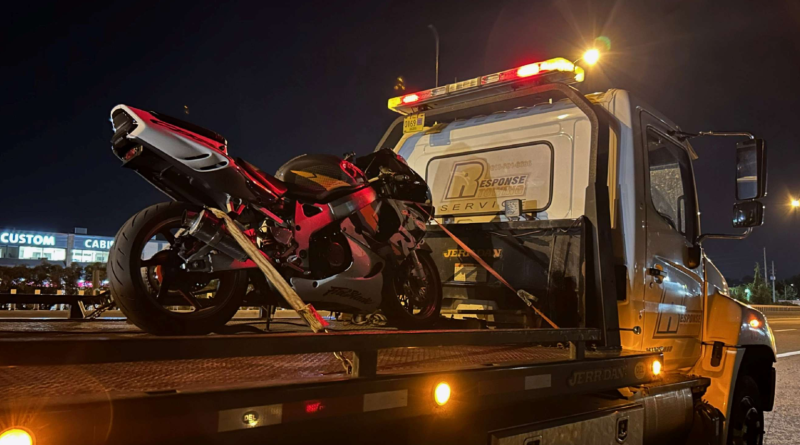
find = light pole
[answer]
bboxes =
[428,24,440,87]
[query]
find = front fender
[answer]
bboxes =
[692,290,776,441]
[705,290,776,357]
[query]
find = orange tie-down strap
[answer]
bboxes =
[416,205,559,329]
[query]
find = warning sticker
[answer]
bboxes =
[454,263,481,282]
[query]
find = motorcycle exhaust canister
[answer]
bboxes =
[185,210,249,262]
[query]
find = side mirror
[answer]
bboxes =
[732,201,765,228]
[735,139,768,200]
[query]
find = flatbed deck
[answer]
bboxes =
[0,320,668,445]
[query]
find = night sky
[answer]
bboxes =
[2,0,799,280]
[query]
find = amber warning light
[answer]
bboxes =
[434,382,451,406]
[0,429,33,445]
[388,57,585,114]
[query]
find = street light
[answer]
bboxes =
[792,199,800,208]
[583,48,600,65]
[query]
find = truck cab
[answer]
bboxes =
[378,57,775,443]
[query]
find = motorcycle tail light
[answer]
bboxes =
[123,146,143,161]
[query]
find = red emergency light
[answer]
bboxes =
[388,57,584,115]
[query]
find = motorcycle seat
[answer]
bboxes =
[238,157,363,203]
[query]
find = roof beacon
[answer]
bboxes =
[388,57,585,115]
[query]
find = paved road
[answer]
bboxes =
[764,315,800,444]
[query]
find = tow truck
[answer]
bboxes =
[0,53,774,445]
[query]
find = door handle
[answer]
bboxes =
[647,266,665,284]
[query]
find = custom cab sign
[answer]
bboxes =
[0,232,57,246]
[73,236,115,251]
[425,143,553,217]
[0,231,68,248]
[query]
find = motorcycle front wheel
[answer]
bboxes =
[108,202,248,335]
[381,250,442,329]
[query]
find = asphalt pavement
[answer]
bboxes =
[764,315,800,444]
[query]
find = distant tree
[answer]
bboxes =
[62,263,84,294]
[779,280,798,300]
[787,274,800,292]
[729,284,749,303]
[83,262,108,294]
[746,263,772,304]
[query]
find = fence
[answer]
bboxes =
[751,304,800,316]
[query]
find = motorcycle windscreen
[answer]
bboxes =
[424,142,553,218]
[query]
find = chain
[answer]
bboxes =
[332,350,354,375]
[86,300,115,319]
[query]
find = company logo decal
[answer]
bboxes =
[443,248,502,259]
[568,366,627,386]
[323,286,373,305]
[634,362,646,380]
[242,411,259,427]
[439,160,529,214]
[653,281,702,338]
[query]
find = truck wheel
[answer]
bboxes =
[727,375,764,445]
[382,251,442,329]
[108,202,248,335]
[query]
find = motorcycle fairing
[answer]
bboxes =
[290,219,384,312]
[112,105,284,211]
[113,105,231,172]
[292,186,377,257]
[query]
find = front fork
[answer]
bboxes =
[407,247,426,279]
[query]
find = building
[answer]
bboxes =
[0,228,168,267]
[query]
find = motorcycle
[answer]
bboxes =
[107,105,441,335]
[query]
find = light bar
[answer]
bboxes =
[388,57,584,114]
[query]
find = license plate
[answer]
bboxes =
[403,113,425,133]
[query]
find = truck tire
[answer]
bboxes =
[108,202,248,335]
[727,375,764,445]
[382,251,442,329]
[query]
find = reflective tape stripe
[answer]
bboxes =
[363,389,408,412]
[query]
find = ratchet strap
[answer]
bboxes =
[207,207,329,333]
[416,204,559,329]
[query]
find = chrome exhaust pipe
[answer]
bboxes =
[184,210,249,262]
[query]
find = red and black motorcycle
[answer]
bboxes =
[107,105,441,335]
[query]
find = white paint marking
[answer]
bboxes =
[773,329,797,332]
[776,350,800,359]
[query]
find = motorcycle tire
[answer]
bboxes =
[108,202,248,335]
[382,250,442,329]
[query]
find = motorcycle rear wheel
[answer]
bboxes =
[108,202,248,335]
[381,251,442,329]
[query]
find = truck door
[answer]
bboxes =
[640,112,703,370]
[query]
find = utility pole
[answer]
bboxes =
[763,248,768,282]
[771,261,776,303]
[428,24,440,87]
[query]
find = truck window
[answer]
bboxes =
[646,128,697,241]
